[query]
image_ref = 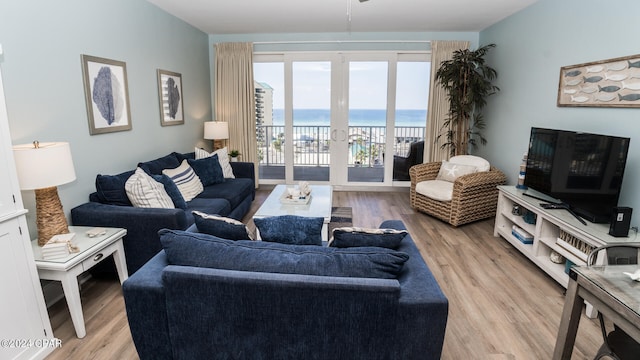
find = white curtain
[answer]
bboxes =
[214,42,258,186]
[424,40,470,162]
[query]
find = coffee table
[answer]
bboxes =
[253,184,333,241]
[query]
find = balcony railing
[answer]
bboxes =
[257,125,425,168]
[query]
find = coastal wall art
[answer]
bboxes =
[557,54,640,108]
[81,55,132,134]
[157,69,184,126]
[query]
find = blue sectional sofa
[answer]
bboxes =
[122,220,449,360]
[71,151,255,274]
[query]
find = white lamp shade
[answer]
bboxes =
[204,121,229,140]
[13,142,76,190]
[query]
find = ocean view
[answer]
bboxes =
[272,109,427,127]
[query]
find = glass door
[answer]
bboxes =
[347,60,389,183]
[254,51,430,186]
[331,54,392,186]
[291,60,332,182]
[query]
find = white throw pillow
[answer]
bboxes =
[436,160,478,182]
[194,147,235,179]
[162,160,204,202]
[415,180,454,202]
[125,168,175,208]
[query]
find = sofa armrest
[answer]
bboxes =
[122,251,172,360]
[409,162,441,184]
[381,219,449,360]
[71,202,189,274]
[230,161,255,180]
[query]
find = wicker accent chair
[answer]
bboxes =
[409,156,506,226]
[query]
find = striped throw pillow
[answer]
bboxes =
[162,160,204,202]
[125,168,174,209]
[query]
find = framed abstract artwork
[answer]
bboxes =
[157,69,184,126]
[81,55,132,135]
[557,54,640,108]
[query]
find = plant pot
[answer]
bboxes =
[230,157,238,162]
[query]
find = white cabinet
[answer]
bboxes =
[0,51,54,360]
[494,186,638,288]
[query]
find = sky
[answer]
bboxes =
[254,60,430,110]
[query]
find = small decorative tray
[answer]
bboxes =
[280,192,312,205]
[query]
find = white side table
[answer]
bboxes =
[31,226,128,338]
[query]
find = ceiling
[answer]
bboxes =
[145,0,538,35]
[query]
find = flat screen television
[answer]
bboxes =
[524,127,630,224]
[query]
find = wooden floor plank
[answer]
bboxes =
[45,190,601,359]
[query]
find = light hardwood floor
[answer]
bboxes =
[45,190,601,359]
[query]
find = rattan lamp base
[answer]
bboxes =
[35,186,69,246]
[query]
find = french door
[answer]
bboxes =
[254,51,430,187]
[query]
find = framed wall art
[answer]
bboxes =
[557,54,640,108]
[157,69,184,126]
[81,55,132,134]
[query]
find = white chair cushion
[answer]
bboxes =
[436,160,478,182]
[415,180,454,202]
[449,155,490,172]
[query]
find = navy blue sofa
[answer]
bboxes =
[71,152,255,274]
[122,220,448,360]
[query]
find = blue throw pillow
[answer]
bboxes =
[138,153,182,175]
[254,215,323,246]
[160,229,409,279]
[187,155,224,186]
[95,170,135,206]
[152,174,187,210]
[193,211,253,240]
[329,227,408,250]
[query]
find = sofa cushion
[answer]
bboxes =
[195,147,235,179]
[125,168,174,209]
[138,153,182,175]
[196,178,254,210]
[254,215,323,246]
[329,227,408,250]
[186,198,232,225]
[162,160,204,202]
[193,211,253,240]
[187,155,224,186]
[415,180,454,202]
[160,229,409,279]
[436,160,477,183]
[152,174,187,210]
[95,170,135,206]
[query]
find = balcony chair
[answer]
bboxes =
[586,243,640,360]
[409,155,506,226]
[393,140,424,181]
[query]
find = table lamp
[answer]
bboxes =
[204,121,229,150]
[13,141,76,246]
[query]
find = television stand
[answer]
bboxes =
[494,186,640,318]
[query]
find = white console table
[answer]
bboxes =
[494,186,638,293]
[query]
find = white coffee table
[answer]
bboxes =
[254,184,333,241]
[31,226,128,338]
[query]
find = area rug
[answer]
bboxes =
[329,207,353,238]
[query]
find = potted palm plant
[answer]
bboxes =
[435,44,500,156]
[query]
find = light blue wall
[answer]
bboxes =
[0,0,211,235]
[480,0,640,225]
